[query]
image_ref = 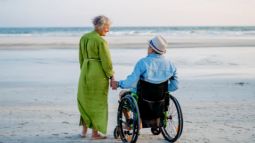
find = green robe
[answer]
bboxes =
[77,31,114,134]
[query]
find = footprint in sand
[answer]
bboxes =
[234,82,248,86]
[65,136,72,139]
[185,120,192,123]
[228,62,238,65]
[62,121,70,124]
[52,133,59,136]
[202,138,210,143]
[19,122,29,126]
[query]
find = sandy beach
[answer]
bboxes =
[0,35,255,143]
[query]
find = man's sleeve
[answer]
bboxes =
[119,60,145,89]
[168,64,179,92]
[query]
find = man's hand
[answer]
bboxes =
[111,80,118,90]
[110,76,118,90]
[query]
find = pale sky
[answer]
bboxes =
[0,0,255,27]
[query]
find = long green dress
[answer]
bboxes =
[77,31,114,134]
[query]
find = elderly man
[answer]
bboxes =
[112,35,178,93]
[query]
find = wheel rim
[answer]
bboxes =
[167,99,179,136]
[118,96,140,143]
[162,96,182,141]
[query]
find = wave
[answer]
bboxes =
[1,26,255,38]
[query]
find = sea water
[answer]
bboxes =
[1,26,255,38]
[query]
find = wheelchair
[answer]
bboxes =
[114,80,183,143]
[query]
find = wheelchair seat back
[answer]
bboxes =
[137,80,168,128]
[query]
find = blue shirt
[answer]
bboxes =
[119,53,178,92]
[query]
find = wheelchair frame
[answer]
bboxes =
[114,92,183,143]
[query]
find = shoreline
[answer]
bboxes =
[1,36,255,49]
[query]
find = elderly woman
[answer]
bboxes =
[77,15,114,139]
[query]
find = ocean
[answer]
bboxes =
[1,26,255,38]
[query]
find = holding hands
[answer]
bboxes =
[110,76,119,90]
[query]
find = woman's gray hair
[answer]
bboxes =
[93,15,111,30]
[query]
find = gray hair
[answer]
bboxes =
[92,15,111,30]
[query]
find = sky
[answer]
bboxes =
[0,0,255,27]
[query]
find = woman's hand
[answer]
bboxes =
[110,76,118,90]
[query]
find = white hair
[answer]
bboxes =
[92,15,111,30]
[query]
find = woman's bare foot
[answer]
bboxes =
[92,130,107,140]
[80,125,87,138]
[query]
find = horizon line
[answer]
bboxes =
[1,25,255,28]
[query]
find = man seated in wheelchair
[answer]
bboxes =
[112,35,178,128]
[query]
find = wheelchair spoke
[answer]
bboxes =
[165,117,178,135]
[117,95,140,143]
[170,123,178,135]
[169,102,175,112]
[161,95,183,142]
[170,111,178,117]
[168,109,178,119]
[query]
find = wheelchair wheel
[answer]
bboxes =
[117,94,140,143]
[151,127,161,135]
[114,126,120,139]
[161,94,183,142]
